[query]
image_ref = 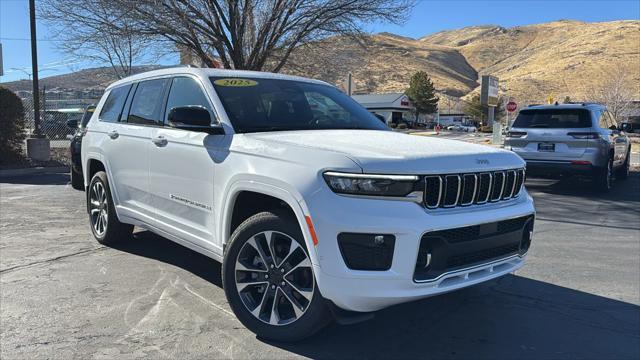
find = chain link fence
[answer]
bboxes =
[21,94,99,148]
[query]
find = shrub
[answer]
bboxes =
[388,123,397,128]
[0,87,26,164]
[398,123,407,129]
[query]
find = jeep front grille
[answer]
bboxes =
[423,169,525,209]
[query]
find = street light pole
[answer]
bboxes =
[25,0,49,161]
[29,0,41,136]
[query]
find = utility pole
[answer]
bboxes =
[29,0,40,136]
[26,0,50,161]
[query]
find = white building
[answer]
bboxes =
[352,93,416,125]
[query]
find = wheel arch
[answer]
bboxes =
[221,180,318,265]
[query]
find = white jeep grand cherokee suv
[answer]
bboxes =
[81,68,535,341]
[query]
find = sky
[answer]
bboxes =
[1,0,639,83]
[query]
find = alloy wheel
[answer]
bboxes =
[235,231,314,326]
[89,181,108,236]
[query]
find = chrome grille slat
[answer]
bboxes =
[423,168,524,209]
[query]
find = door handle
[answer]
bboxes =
[152,136,168,147]
[107,130,119,139]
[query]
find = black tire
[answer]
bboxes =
[615,149,630,180]
[88,171,133,245]
[222,210,331,342]
[593,158,613,192]
[70,166,84,191]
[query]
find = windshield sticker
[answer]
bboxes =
[214,78,258,87]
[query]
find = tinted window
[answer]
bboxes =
[512,109,592,129]
[165,77,213,123]
[98,85,131,122]
[210,77,388,133]
[127,79,170,125]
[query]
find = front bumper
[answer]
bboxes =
[305,186,535,312]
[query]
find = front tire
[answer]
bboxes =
[615,150,630,180]
[88,171,133,245]
[222,211,331,342]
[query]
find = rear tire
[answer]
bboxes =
[222,210,331,342]
[88,171,133,245]
[615,150,630,180]
[70,166,84,191]
[593,158,613,192]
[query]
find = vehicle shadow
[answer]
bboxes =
[525,171,640,203]
[268,275,640,359]
[111,230,639,359]
[110,230,223,288]
[0,171,70,185]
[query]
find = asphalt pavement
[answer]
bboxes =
[1,170,639,359]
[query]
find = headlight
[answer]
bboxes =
[323,171,419,197]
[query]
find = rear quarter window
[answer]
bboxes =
[98,85,131,122]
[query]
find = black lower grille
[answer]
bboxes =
[338,233,395,271]
[414,215,534,281]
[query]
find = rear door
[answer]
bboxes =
[509,108,593,161]
[113,78,170,220]
[148,76,219,252]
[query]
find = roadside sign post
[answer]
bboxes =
[481,75,501,144]
[506,99,517,128]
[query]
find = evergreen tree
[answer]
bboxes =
[405,71,439,120]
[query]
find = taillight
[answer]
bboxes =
[508,131,527,138]
[567,132,599,139]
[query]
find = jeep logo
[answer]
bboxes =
[476,159,490,165]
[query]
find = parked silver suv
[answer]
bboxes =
[504,103,631,191]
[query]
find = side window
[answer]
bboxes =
[596,110,608,129]
[98,85,131,122]
[127,79,170,126]
[165,77,214,124]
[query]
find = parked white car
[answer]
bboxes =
[81,68,535,341]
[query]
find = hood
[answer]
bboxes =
[245,130,525,174]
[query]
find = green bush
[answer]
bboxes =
[0,87,26,164]
[397,123,407,129]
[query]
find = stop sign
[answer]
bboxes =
[506,101,517,112]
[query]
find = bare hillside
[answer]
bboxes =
[420,20,640,102]
[282,34,478,97]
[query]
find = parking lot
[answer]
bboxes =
[1,171,639,359]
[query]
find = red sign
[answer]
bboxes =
[506,101,517,112]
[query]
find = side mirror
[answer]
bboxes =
[66,119,78,129]
[168,106,224,135]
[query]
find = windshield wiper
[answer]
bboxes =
[529,124,550,128]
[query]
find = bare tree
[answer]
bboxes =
[588,66,639,121]
[103,0,414,72]
[40,0,152,79]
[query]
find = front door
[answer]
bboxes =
[148,76,219,252]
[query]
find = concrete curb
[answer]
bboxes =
[0,166,69,178]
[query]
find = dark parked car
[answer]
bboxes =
[67,105,96,190]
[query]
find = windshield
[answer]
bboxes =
[210,77,388,133]
[512,109,592,128]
